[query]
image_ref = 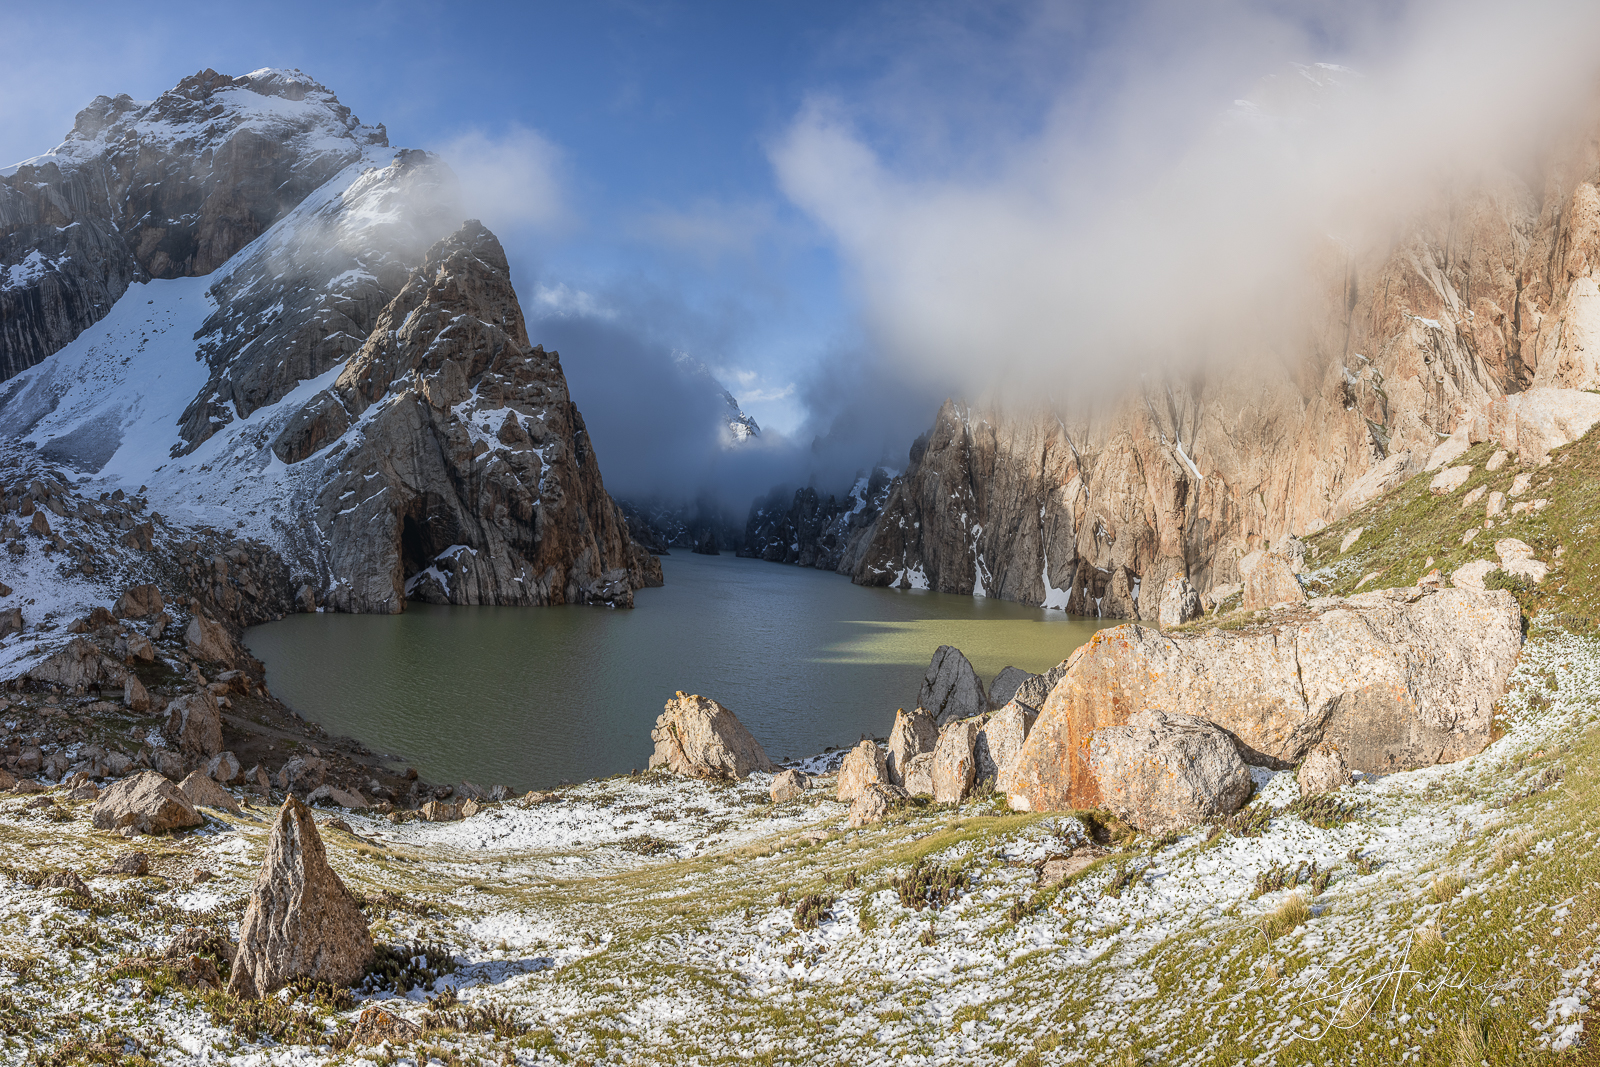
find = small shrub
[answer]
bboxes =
[1224,804,1273,838]
[1286,794,1361,829]
[1102,861,1138,899]
[919,926,936,947]
[362,942,455,995]
[792,893,835,931]
[1412,926,1446,968]
[619,834,671,856]
[1252,860,1331,899]
[1347,848,1378,875]
[893,860,969,911]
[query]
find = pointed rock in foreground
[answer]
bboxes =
[648,693,775,780]
[228,794,372,998]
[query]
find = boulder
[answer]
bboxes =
[277,755,329,793]
[932,719,979,803]
[179,770,241,813]
[150,749,186,779]
[247,764,272,796]
[113,584,165,619]
[0,606,21,640]
[769,769,809,804]
[306,783,367,809]
[229,795,373,998]
[847,782,906,828]
[1158,575,1202,628]
[92,770,203,834]
[1451,559,1498,590]
[40,870,91,897]
[976,702,1036,790]
[1297,742,1352,797]
[351,1006,423,1047]
[164,690,223,762]
[885,707,938,786]
[1005,587,1521,813]
[103,851,150,876]
[1085,709,1253,832]
[987,667,1033,709]
[418,799,459,822]
[1475,387,1600,464]
[1495,538,1550,583]
[121,631,156,662]
[1242,553,1305,612]
[69,782,101,801]
[1039,853,1098,885]
[0,768,13,791]
[836,740,889,802]
[902,752,936,796]
[1424,429,1472,471]
[185,613,239,666]
[122,674,151,712]
[916,646,989,723]
[205,751,243,785]
[647,693,775,780]
[1429,466,1471,494]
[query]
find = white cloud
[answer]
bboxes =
[772,0,1600,403]
[433,124,570,234]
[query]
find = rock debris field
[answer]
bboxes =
[0,629,1597,1065]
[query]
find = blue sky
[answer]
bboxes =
[7,0,1598,501]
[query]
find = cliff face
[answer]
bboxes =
[308,222,652,612]
[0,68,386,384]
[849,128,1600,617]
[0,70,656,615]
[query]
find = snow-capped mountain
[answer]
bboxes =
[0,68,388,383]
[0,69,657,653]
[671,354,761,445]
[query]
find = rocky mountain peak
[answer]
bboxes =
[1,67,390,383]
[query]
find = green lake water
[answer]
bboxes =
[244,553,1113,791]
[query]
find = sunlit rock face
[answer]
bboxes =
[849,121,1600,618]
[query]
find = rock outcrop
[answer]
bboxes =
[974,702,1036,788]
[931,720,979,803]
[1004,586,1521,812]
[0,70,658,623]
[647,693,775,780]
[1085,709,1253,832]
[885,707,938,786]
[1158,576,1203,628]
[837,740,889,802]
[91,771,202,834]
[917,646,989,724]
[229,795,373,998]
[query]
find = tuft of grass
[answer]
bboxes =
[1252,860,1331,899]
[1286,794,1361,829]
[1260,893,1310,940]
[1431,872,1466,904]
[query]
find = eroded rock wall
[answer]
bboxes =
[851,127,1600,616]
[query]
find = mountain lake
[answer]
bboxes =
[244,552,1114,790]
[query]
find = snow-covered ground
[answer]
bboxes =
[2,627,1598,1064]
